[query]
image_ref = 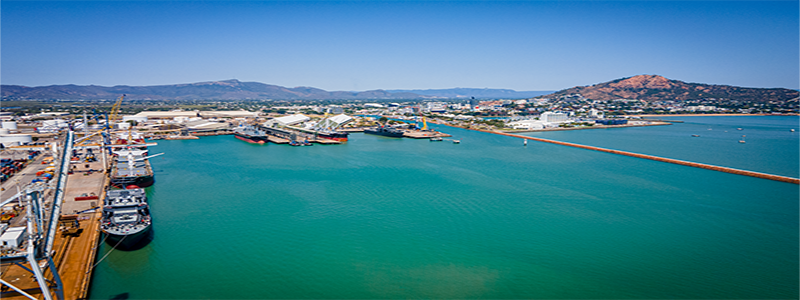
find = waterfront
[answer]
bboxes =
[89,116,798,299]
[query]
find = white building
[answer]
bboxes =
[507,119,546,130]
[425,102,447,113]
[266,114,311,127]
[687,105,717,112]
[185,120,230,131]
[540,112,569,123]
[201,110,259,118]
[325,106,345,114]
[0,226,25,248]
[132,110,257,119]
[122,115,149,123]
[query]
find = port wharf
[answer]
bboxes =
[478,128,800,185]
[56,158,108,300]
[1,134,111,300]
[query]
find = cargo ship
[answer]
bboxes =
[233,124,270,144]
[364,126,405,138]
[113,131,146,145]
[315,130,349,142]
[110,149,155,188]
[101,188,152,249]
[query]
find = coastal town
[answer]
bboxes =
[2,91,797,142]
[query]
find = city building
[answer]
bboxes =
[540,111,569,123]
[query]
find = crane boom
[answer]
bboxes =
[108,94,125,127]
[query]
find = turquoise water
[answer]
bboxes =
[90,117,798,299]
[523,116,799,178]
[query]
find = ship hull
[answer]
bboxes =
[103,225,151,250]
[364,128,405,138]
[110,175,154,189]
[234,133,268,144]
[317,132,349,142]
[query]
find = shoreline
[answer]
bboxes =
[633,113,798,117]
[498,121,671,133]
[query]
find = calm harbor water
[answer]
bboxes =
[90,116,798,299]
[523,115,799,178]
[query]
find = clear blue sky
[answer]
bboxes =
[2,0,798,91]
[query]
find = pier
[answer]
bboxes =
[265,135,289,144]
[485,129,800,185]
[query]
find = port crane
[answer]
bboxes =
[74,94,125,147]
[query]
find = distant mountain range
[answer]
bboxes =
[0,79,548,101]
[542,75,798,102]
[1,76,797,102]
[385,88,552,99]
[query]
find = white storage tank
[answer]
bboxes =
[122,115,148,123]
[0,134,33,147]
[1,121,18,130]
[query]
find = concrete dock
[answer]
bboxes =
[266,135,289,144]
[309,138,341,145]
[1,148,106,299]
[50,157,106,299]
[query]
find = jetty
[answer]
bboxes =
[266,135,289,144]
[478,128,800,185]
[309,138,341,145]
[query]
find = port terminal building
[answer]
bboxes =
[130,110,258,120]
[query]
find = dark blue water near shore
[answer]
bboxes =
[90,116,798,299]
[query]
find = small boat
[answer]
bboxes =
[791,129,795,132]
[452,140,461,144]
[430,137,443,142]
[691,135,700,137]
[739,135,746,143]
[289,140,312,146]
[737,128,743,131]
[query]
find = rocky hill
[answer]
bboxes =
[543,75,798,102]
